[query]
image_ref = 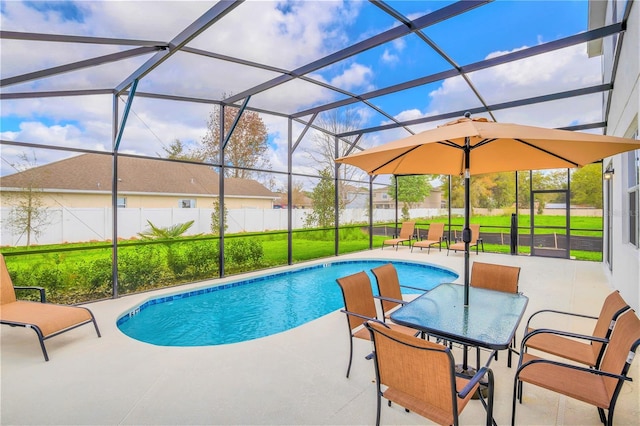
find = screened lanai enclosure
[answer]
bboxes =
[0,0,632,303]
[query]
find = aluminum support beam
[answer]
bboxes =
[115,0,244,94]
[0,30,167,47]
[293,23,623,119]
[337,83,612,137]
[222,96,251,150]
[224,0,489,105]
[1,47,160,87]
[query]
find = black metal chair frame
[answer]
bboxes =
[2,286,101,362]
[365,321,496,426]
[511,322,640,425]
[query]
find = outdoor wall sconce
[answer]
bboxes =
[603,166,615,180]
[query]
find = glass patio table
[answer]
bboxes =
[390,282,529,371]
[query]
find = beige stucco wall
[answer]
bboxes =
[0,190,275,210]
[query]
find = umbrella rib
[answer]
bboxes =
[438,140,464,149]
[370,145,423,174]
[470,139,495,149]
[515,139,580,167]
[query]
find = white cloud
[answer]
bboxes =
[0,2,607,179]
[381,49,399,65]
[1,1,367,175]
[330,63,374,91]
[386,43,604,133]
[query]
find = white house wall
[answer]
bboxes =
[604,0,640,311]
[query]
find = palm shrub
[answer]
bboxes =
[138,220,198,277]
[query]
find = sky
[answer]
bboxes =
[0,0,605,186]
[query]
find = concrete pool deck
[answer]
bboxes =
[1,249,638,425]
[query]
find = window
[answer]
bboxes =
[179,199,195,208]
[117,197,126,208]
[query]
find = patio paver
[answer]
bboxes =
[1,250,638,425]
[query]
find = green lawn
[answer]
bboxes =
[1,214,604,304]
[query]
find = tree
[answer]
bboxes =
[442,172,516,211]
[198,102,270,179]
[210,197,228,235]
[304,168,339,228]
[488,172,516,209]
[290,180,307,208]
[387,175,432,220]
[159,139,204,161]
[571,164,603,207]
[305,108,363,207]
[4,152,52,246]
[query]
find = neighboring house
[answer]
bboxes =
[372,187,443,209]
[590,0,640,311]
[0,153,278,209]
[273,192,312,209]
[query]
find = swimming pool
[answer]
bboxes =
[117,259,458,346]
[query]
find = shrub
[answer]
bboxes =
[73,257,113,294]
[117,246,165,293]
[226,238,264,267]
[167,245,190,278]
[184,240,219,279]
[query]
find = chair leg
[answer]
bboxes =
[32,326,50,362]
[376,391,382,426]
[598,407,606,424]
[511,379,518,426]
[346,336,354,378]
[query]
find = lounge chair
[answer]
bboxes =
[371,263,429,320]
[447,223,483,255]
[411,222,446,253]
[382,221,415,250]
[512,309,640,426]
[335,271,419,378]
[0,254,101,361]
[470,261,522,367]
[522,290,629,368]
[365,320,495,426]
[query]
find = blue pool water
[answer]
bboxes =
[117,259,458,347]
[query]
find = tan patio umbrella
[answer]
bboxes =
[336,113,640,305]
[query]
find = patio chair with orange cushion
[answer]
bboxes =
[371,263,430,321]
[411,222,446,253]
[382,221,415,250]
[365,320,495,426]
[470,261,522,367]
[447,223,484,255]
[522,290,629,368]
[335,271,420,378]
[0,254,101,361]
[512,309,640,426]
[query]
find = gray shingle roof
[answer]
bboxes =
[1,153,277,198]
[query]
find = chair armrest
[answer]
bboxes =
[525,309,597,330]
[520,328,609,355]
[374,295,407,305]
[522,327,607,345]
[518,358,632,382]
[458,366,493,398]
[13,286,46,303]
[339,309,390,329]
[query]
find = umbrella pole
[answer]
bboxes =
[463,136,471,306]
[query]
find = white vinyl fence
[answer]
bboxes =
[1,207,445,247]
